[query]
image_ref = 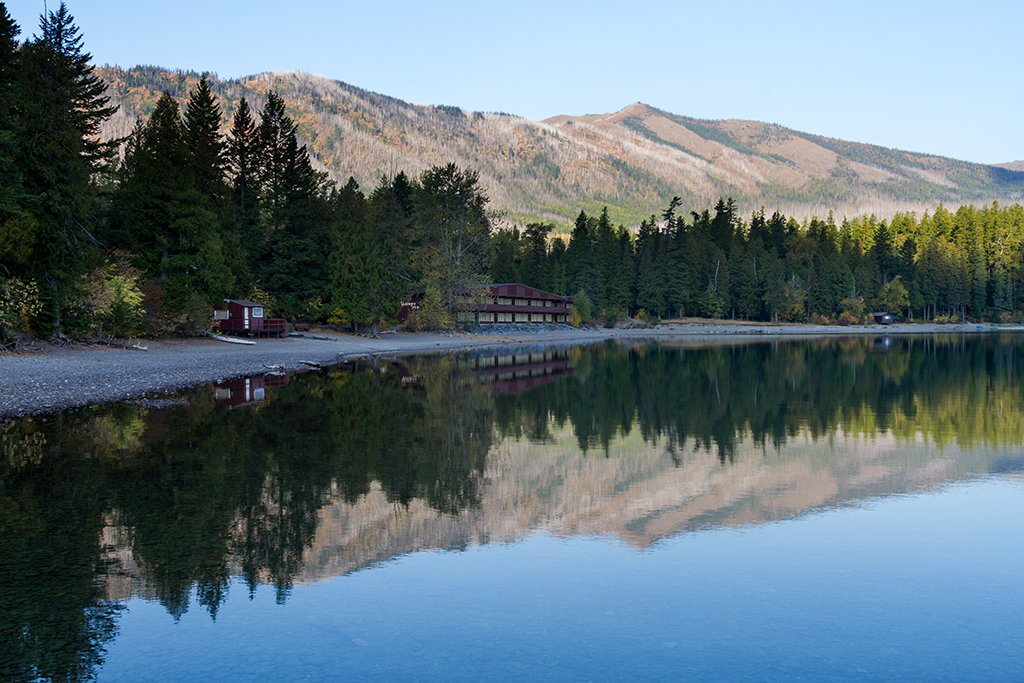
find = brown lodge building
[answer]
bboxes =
[399,283,574,325]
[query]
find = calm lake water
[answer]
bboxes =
[2,334,1024,682]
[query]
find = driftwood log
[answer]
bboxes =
[94,335,148,351]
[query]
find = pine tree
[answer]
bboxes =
[594,207,617,311]
[338,176,409,336]
[183,77,244,294]
[227,97,260,246]
[520,222,551,290]
[254,91,331,317]
[183,76,226,196]
[0,4,35,269]
[123,92,190,279]
[17,2,116,332]
[490,227,520,285]
[566,210,597,296]
[611,226,635,315]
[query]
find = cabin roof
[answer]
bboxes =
[487,283,572,300]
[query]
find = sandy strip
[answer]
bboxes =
[0,322,1010,418]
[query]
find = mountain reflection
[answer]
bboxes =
[1,334,1023,681]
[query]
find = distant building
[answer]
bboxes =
[399,284,573,325]
[213,299,289,337]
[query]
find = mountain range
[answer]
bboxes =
[96,66,1024,228]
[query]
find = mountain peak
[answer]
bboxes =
[97,67,1024,226]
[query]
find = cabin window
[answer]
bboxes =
[214,309,229,320]
[251,307,264,318]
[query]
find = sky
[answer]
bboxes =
[6,0,1023,165]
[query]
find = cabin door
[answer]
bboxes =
[244,308,249,330]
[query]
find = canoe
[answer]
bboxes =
[209,334,256,345]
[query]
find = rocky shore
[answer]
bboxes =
[0,322,1011,419]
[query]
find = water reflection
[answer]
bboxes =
[212,370,291,409]
[1,334,1023,681]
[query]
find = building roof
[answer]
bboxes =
[488,283,572,301]
[222,299,264,307]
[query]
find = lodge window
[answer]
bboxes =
[214,309,229,320]
[252,307,264,318]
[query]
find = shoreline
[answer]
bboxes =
[0,321,1015,419]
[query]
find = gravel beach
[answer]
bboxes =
[0,321,1007,418]
[0,328,608,418]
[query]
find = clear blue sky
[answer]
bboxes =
[7,0,1023,165]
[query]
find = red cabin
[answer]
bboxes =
[213,299,288,338]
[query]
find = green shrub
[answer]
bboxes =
[408,284,452,331]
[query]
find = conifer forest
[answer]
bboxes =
[3,3,1024,344]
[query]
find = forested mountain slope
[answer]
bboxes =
[97,67,1024,227]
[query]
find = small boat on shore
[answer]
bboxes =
[208,333,256,346]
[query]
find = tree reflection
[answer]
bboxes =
[0,416,122,683]
[497,334,1024,460]
[2,333,1024,680]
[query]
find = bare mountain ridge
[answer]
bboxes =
[97,66,1024,227]
[996,160,1024,172]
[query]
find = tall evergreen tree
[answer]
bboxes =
[17,2,116,332]
[183,76,226,196]
[610,226,636,315]
[594,207,618,311]
[490,227,521,285]
[334,175,408,336]
[253,91,331,317]
[227,97,260,247]
[520,222,551,290]
[566,210,597,298]
[0,4,35,269]
[182,77,244,296]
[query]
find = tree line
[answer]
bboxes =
[3,3,1024,344]
[504,197,1024,325]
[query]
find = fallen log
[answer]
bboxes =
[98,335,148,351]
[288,332,338,341]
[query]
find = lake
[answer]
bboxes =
[2,334,1023,682]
